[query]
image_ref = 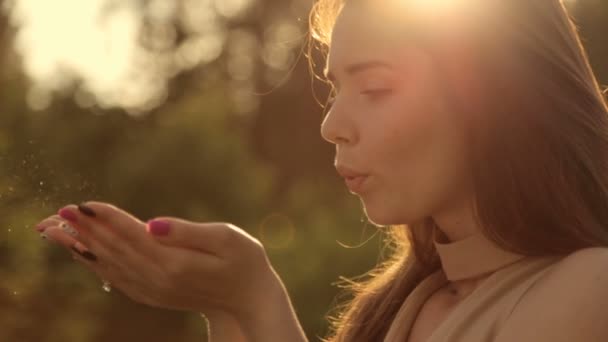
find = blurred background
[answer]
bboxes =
[0,0,606,341]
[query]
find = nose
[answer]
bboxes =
[320,105,357,145]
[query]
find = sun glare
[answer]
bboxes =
[399,0,467,13]
[5,0,241,113]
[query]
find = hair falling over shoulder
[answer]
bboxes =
[308,1,608,341]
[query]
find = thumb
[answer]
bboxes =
[146,217,235,255]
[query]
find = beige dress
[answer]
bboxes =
[383,230,568,342]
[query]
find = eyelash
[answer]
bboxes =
[325,88,392,109]
[361,89,392,100]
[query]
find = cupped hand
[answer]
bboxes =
[35,201,284,321]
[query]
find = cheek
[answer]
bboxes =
[379,93,442,162]
[381,66,443,150]
[371,103,468,221]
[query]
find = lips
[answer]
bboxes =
[344,175,369,193]
[335,165,369,179]
[336,165,370,193]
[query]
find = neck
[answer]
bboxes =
[431,195,479,242]
[433,227,491,298]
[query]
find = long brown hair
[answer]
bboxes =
[308,1,608,341]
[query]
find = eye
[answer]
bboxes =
[361,89,392,101]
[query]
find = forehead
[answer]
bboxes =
[327,2,417,71]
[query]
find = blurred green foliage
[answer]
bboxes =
[0,1,606,341]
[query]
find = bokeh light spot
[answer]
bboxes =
[258,213,296,249]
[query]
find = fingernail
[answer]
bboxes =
[77,203,96,217]
[40,232,48,239]
[71,242,97,262]
[58,208,78,222]
[36,224,46,232]
[147,220,171,236]
[71,247,98,262]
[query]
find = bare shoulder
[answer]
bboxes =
[496,247,608,342]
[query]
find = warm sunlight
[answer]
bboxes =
[396,0,469,15]
[5,0,252,112]
[9,0,146,110]
[375,0,478,28]
[1,0,607,341]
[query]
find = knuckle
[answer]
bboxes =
[248,240,268,265]
[250,236,264,250]
[216,224,240,249]
[217,223,267,260]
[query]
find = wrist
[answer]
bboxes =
[203,311,247,342]
[236,273,308,342]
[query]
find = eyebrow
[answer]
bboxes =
[324,60,393,84]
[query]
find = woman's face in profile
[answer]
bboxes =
[321,1,473,226]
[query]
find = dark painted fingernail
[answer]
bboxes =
[58,208,78,222]
[78,203,96,217]
[72,242,97,262]
[82,250,98,261]
[71,247,98,262]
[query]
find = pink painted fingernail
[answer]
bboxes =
[58,208,78,222]
[147,220,171,236]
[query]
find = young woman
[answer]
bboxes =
[36,0,608,341]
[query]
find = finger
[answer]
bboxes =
[59,222,79,238]
[43,226,98,262]
[70,249,123,288]
[71,244,162,307]
[146,218,249,258]
[60,202,162,266]
[45,224,143,289]
[36,215,63,232]
[58,204,132,258]
[43,225,78,246]
[40,222,92,253]
[65,201,150,247]
[47,223,142,285]
[58,203,166,280]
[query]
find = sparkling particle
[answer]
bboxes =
[102,281,112,293]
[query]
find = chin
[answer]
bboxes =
[362,206,405,226]
[362,201,426,226]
